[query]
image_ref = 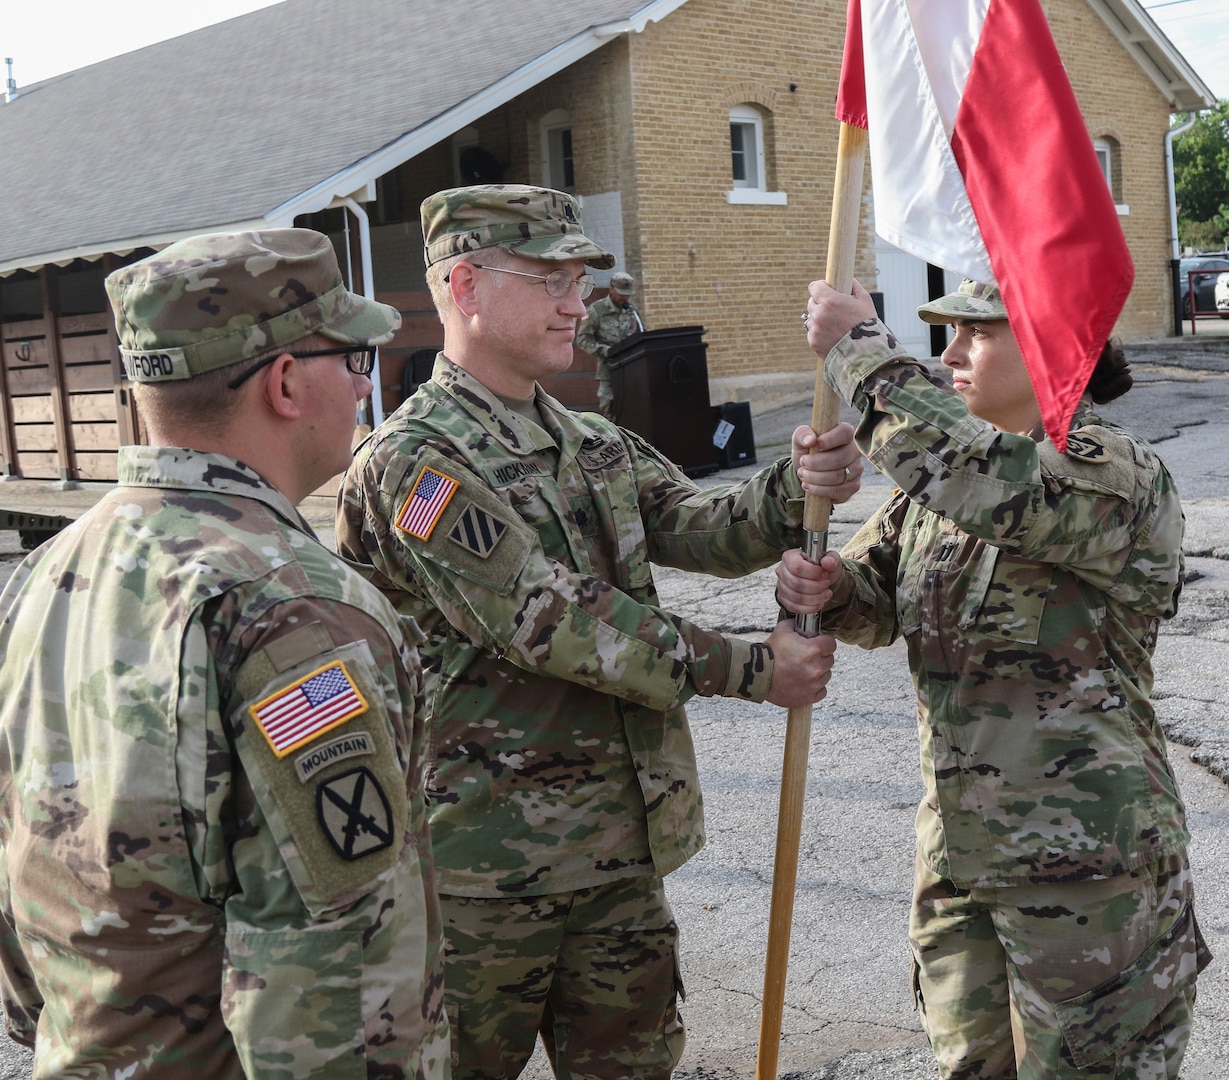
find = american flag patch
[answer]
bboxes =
[250,661,368,758]
[396,465,459,540]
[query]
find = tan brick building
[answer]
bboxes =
[0,0,1214,483]
[349,0,1213,415]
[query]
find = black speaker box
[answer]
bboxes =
[711,401,756,468]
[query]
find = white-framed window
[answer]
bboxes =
[730,106,763,188]
[727,104,786,205]
[1093,136,1129,216]
[1094,139,1112,188]
[540,109,575,192]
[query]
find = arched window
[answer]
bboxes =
[1094,136,1128,214]
[728,104,786,205]
[730,104,764,189]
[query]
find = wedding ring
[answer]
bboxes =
[842,465,851,482]
[800,312,810,328]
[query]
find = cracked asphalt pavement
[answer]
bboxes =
[1,337,1227,1078]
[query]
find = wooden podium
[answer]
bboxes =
[607,326,719,478]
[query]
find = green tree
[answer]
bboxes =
[1173,100,1229,251]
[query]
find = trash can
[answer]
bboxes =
[607,326,718,478]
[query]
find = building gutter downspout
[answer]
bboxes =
[339,196,382,428]
[1165,113,1198,335]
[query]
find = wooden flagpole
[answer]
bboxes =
[754,120,868,1080]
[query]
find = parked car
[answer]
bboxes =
[1216,271,1229,320]
[1180,254,1229,317]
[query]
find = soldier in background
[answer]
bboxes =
[0,230,449,1079]
[783,276,1210,1079]
[336,184,862,1080]
[576,269,642,417]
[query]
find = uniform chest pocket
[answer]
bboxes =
[501,478,553,524]
[963,546,1053,645]
[896,559,925,638]
[502,475,600,576]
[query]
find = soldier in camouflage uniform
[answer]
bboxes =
[0,230,449,1079]
[781,277,1211,1079]
[335,184,860,1080]
[575,270,642,417]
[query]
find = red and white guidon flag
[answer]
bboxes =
[251,661,368,758]
[836,0,1134,453]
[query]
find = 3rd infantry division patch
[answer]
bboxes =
[448,502,508,559]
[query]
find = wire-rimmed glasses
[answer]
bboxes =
[471,263,596,300]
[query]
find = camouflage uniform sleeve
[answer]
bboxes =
[575,311,609,359]
[823,318,1171,593]
[203,595,446,1078]
[814,490,913,650]
[621,429,806,575]
[339,442,776,708]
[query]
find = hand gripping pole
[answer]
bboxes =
[754,121,868,1080]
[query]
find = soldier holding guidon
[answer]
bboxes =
[782,276,1211,1079]
[336,184,861,1079]
[0,230,449,1079]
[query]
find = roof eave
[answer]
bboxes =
[266,0,691,225]
[0,216,274,277]
[1086,0,1216,112]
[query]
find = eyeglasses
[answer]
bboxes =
[226,346,378,389]
[470,263,595,300]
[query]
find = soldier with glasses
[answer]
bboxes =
[337,185,861,1079]
[0,229,449,1078]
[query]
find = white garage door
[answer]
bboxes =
[872,237,960,359]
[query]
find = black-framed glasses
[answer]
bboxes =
[470,263,595,300]
[226,346,378,389]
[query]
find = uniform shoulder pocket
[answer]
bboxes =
[390,448,535,597]
[1040,425,1138,500]
[233,635,408,918]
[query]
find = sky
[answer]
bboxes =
[1,0,1226,100]
[1143,0,1229,102]
[2,1,286,87]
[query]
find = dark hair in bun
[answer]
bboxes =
[1087,338,1132,404]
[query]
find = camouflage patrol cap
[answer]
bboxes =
[106,228,401,382]
[421,184,616,270]
[916,278,1007,324]
[610,271,636,293]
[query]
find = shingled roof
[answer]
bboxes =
[0,0,685,274]
[0,0,1212,276]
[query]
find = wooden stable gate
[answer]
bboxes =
[0,265,139,484]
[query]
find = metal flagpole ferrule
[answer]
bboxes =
[793,527,827,637]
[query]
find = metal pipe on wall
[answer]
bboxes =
[340,196,383,428]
